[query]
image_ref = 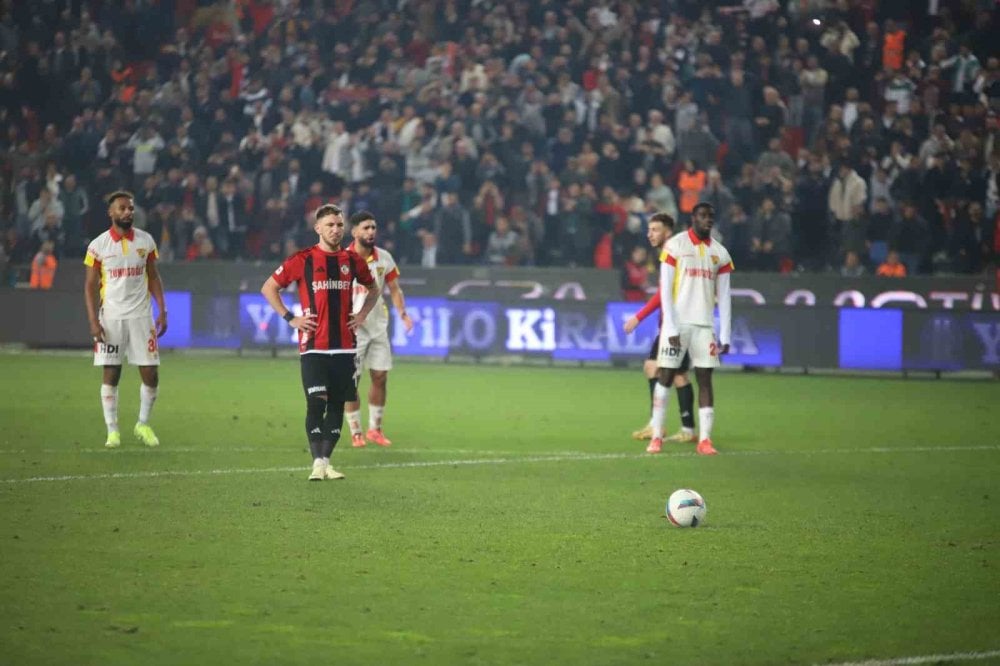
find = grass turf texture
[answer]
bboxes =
[0,354,998,666]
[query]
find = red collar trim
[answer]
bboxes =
[348,241,378,260]
[687,228,711,246]
[109,225,135,242]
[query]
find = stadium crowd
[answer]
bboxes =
[1,0,998,286]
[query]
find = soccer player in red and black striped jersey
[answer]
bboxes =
[261,204,379,481]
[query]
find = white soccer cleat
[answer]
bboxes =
[324,466,345,480]
[308,460,326,481]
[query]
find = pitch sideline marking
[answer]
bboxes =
[816,648,1000,666]
[1,445,999,485]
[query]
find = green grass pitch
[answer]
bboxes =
[1,354,998,665]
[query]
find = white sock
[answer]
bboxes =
[101,385,119,433]
[346,410,362,435]
[369,405,384,431]
[313,457,324,466]
[650,383,668,439]
[322,456,330,465]
[139,384,158,424]
[699,407,714,443]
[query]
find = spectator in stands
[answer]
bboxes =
[677,159,707,216]
[29,240,58,289]
[876,250,907,277]
[749,195,792,272]
[892,201,931,275]
[840,250,865,278]
[433,191,472,265]
[485,216,519,266]
[828,161,867,264]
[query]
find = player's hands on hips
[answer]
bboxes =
[155,311,168,337]
[401,311,414,334]
[292,313,318,333]
[89,321,105,344]
[623,316,639,334]
[668,335,681,348]
[347,312,366,332]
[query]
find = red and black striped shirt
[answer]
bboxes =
[272,245,375,354]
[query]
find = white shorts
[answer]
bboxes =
[657,324,720,369]
[356,329,393,372]
[94,315,160,367]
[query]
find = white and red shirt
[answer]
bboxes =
[660,228,734,337]
[271,245,374,354]
[84,226,159,319]
[347,242,399,338]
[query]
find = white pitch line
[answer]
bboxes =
[816,648,1000,666]
[1,445,998,485]
[0,444,996,456]
[0,452,632,484]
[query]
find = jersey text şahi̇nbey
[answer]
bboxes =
[272,245,375,354]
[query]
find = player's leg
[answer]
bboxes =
[650,326,688,453]
[95,317,124,448]
[301,355,331,480]
[129,318,161,447]
[345,334,369,448]
[363,333,394,447]
[693,367,718,455]
[689,327,720,456]
[666,353,696,442]
[631,335,659,440]
[322,354,355,480]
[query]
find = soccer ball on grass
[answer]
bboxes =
[666,489,707,527]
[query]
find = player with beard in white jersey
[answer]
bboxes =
[344,211,414,447]
[84,191,168,449]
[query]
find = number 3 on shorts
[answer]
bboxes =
[147,330,158,353]
[709,341,717,357]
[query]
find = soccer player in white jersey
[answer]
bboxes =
[648,202,733,456]
[83,191,168,449]
[344,211,414,448]
[623,212,698,444]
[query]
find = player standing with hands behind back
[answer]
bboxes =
[261,204,380,481]
[344,211,414,448]
[648,202,733,456]
[84,191,167,449]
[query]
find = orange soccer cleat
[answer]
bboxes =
[696,439,718,456]
[365,429,392,447]
[351,433,367,448]
[645,437,663,454]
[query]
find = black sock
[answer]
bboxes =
[318,439,333,458]
[323,403,344,457]
[308,439,322,459]
[648,378,656,407]
[677,384,695,429]
[306,397,326,459]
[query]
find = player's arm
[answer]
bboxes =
[624,291,661,334]
[660,256,680,348]
[84,262,105,343]
[261,276,316,332]
[386,276,414,333]
[348,256,380,331]
[717,267,733,355]
[146,256,168,337]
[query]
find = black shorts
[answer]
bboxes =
[648,334,691,372]
[300,353,359,403]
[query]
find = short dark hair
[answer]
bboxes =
[314,204,343,221]
[692,202,714,216]
[105,190,134,206]
[648,212,675,229]
[349,210,376,226]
